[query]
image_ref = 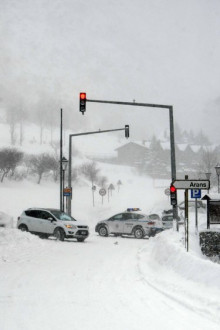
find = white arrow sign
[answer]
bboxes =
[172,180,210,190]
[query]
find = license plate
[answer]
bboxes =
[81,231,87,235]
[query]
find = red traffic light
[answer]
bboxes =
[170,184,177,205]
[79,92,86,114]
[80,92,86,100]
[170,185,176,193]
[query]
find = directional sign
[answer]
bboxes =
[172,180,210,190]
[191,189,201,199]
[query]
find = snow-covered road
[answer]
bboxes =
[1,229,219,330]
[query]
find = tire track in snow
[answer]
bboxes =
[136,247,220,327]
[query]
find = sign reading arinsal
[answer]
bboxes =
[172,180,210,190]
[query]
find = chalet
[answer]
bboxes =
[115,142,148,166]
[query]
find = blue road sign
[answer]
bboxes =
[191,189,201,199]
[63,192,71,197]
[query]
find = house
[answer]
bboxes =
[115,142,148,166]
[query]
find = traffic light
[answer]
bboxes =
[125,125,129,138]
[79,92,86,114]
[170,184,177,206]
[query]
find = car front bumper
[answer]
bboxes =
[66,229,89,239]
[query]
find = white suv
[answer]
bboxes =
[17,208,89,242]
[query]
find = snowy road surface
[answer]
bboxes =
[0,229,220,330]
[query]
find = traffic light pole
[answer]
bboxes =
[60,108,63,212]
[67,127,128,216]
[85,98,178,221]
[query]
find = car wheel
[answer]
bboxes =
[54,228,65,241]
[133,227,144,239]
[77,238,85,242]
[18,224,28,232]
[98,226,108,237]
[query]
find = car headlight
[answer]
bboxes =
[65,224,77,229]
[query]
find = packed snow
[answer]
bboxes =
[0,161,220,330]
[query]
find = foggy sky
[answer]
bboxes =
[1,0,220,142]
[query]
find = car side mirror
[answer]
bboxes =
[48,217,55,222]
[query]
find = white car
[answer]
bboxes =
[17,208,89,242]
[178,200,206,211]
[0,211,13,228]
[95,208,163,239]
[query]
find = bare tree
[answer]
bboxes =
[28,153,57,184]
[97,175,108,187]
[49,155,59,182]
[80,162,100,207]
[18,107,28,146]
[198,148,218,173]
[0,148,23,182]
[6,106,18,145]
[80,162,100,186]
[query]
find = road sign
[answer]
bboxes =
[63,187,71,197]
[164,188,170,196]
[172,180,210,190]
[191,189,201,199]
[99,188,106,196]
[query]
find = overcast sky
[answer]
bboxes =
[1,0,220,142]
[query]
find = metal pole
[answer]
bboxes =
[185,189,189,251]
[86,98,178,223]
[67,127,126,216]
[207,199,210,230]
[218,175,220,194]
[68,135,72,215]
[195,198,198,233]
[185,175,189,252]
[168,106,178,222]
[60,109,63,211]
[62,169,65,212]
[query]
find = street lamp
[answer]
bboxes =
[61,156,68,212]
[215,164,220,193]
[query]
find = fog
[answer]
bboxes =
[1,0,220,142]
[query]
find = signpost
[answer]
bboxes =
[172,179,210,252]
[63,187,71,197]
[99,188,106,196]
[99,188,106,205]
[63,187,72,213]
[172,180,210,190]
[190,189,201,232]
[190,189,201,199]
[164,188,170,196]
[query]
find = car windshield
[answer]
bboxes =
[50,210,76,221]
